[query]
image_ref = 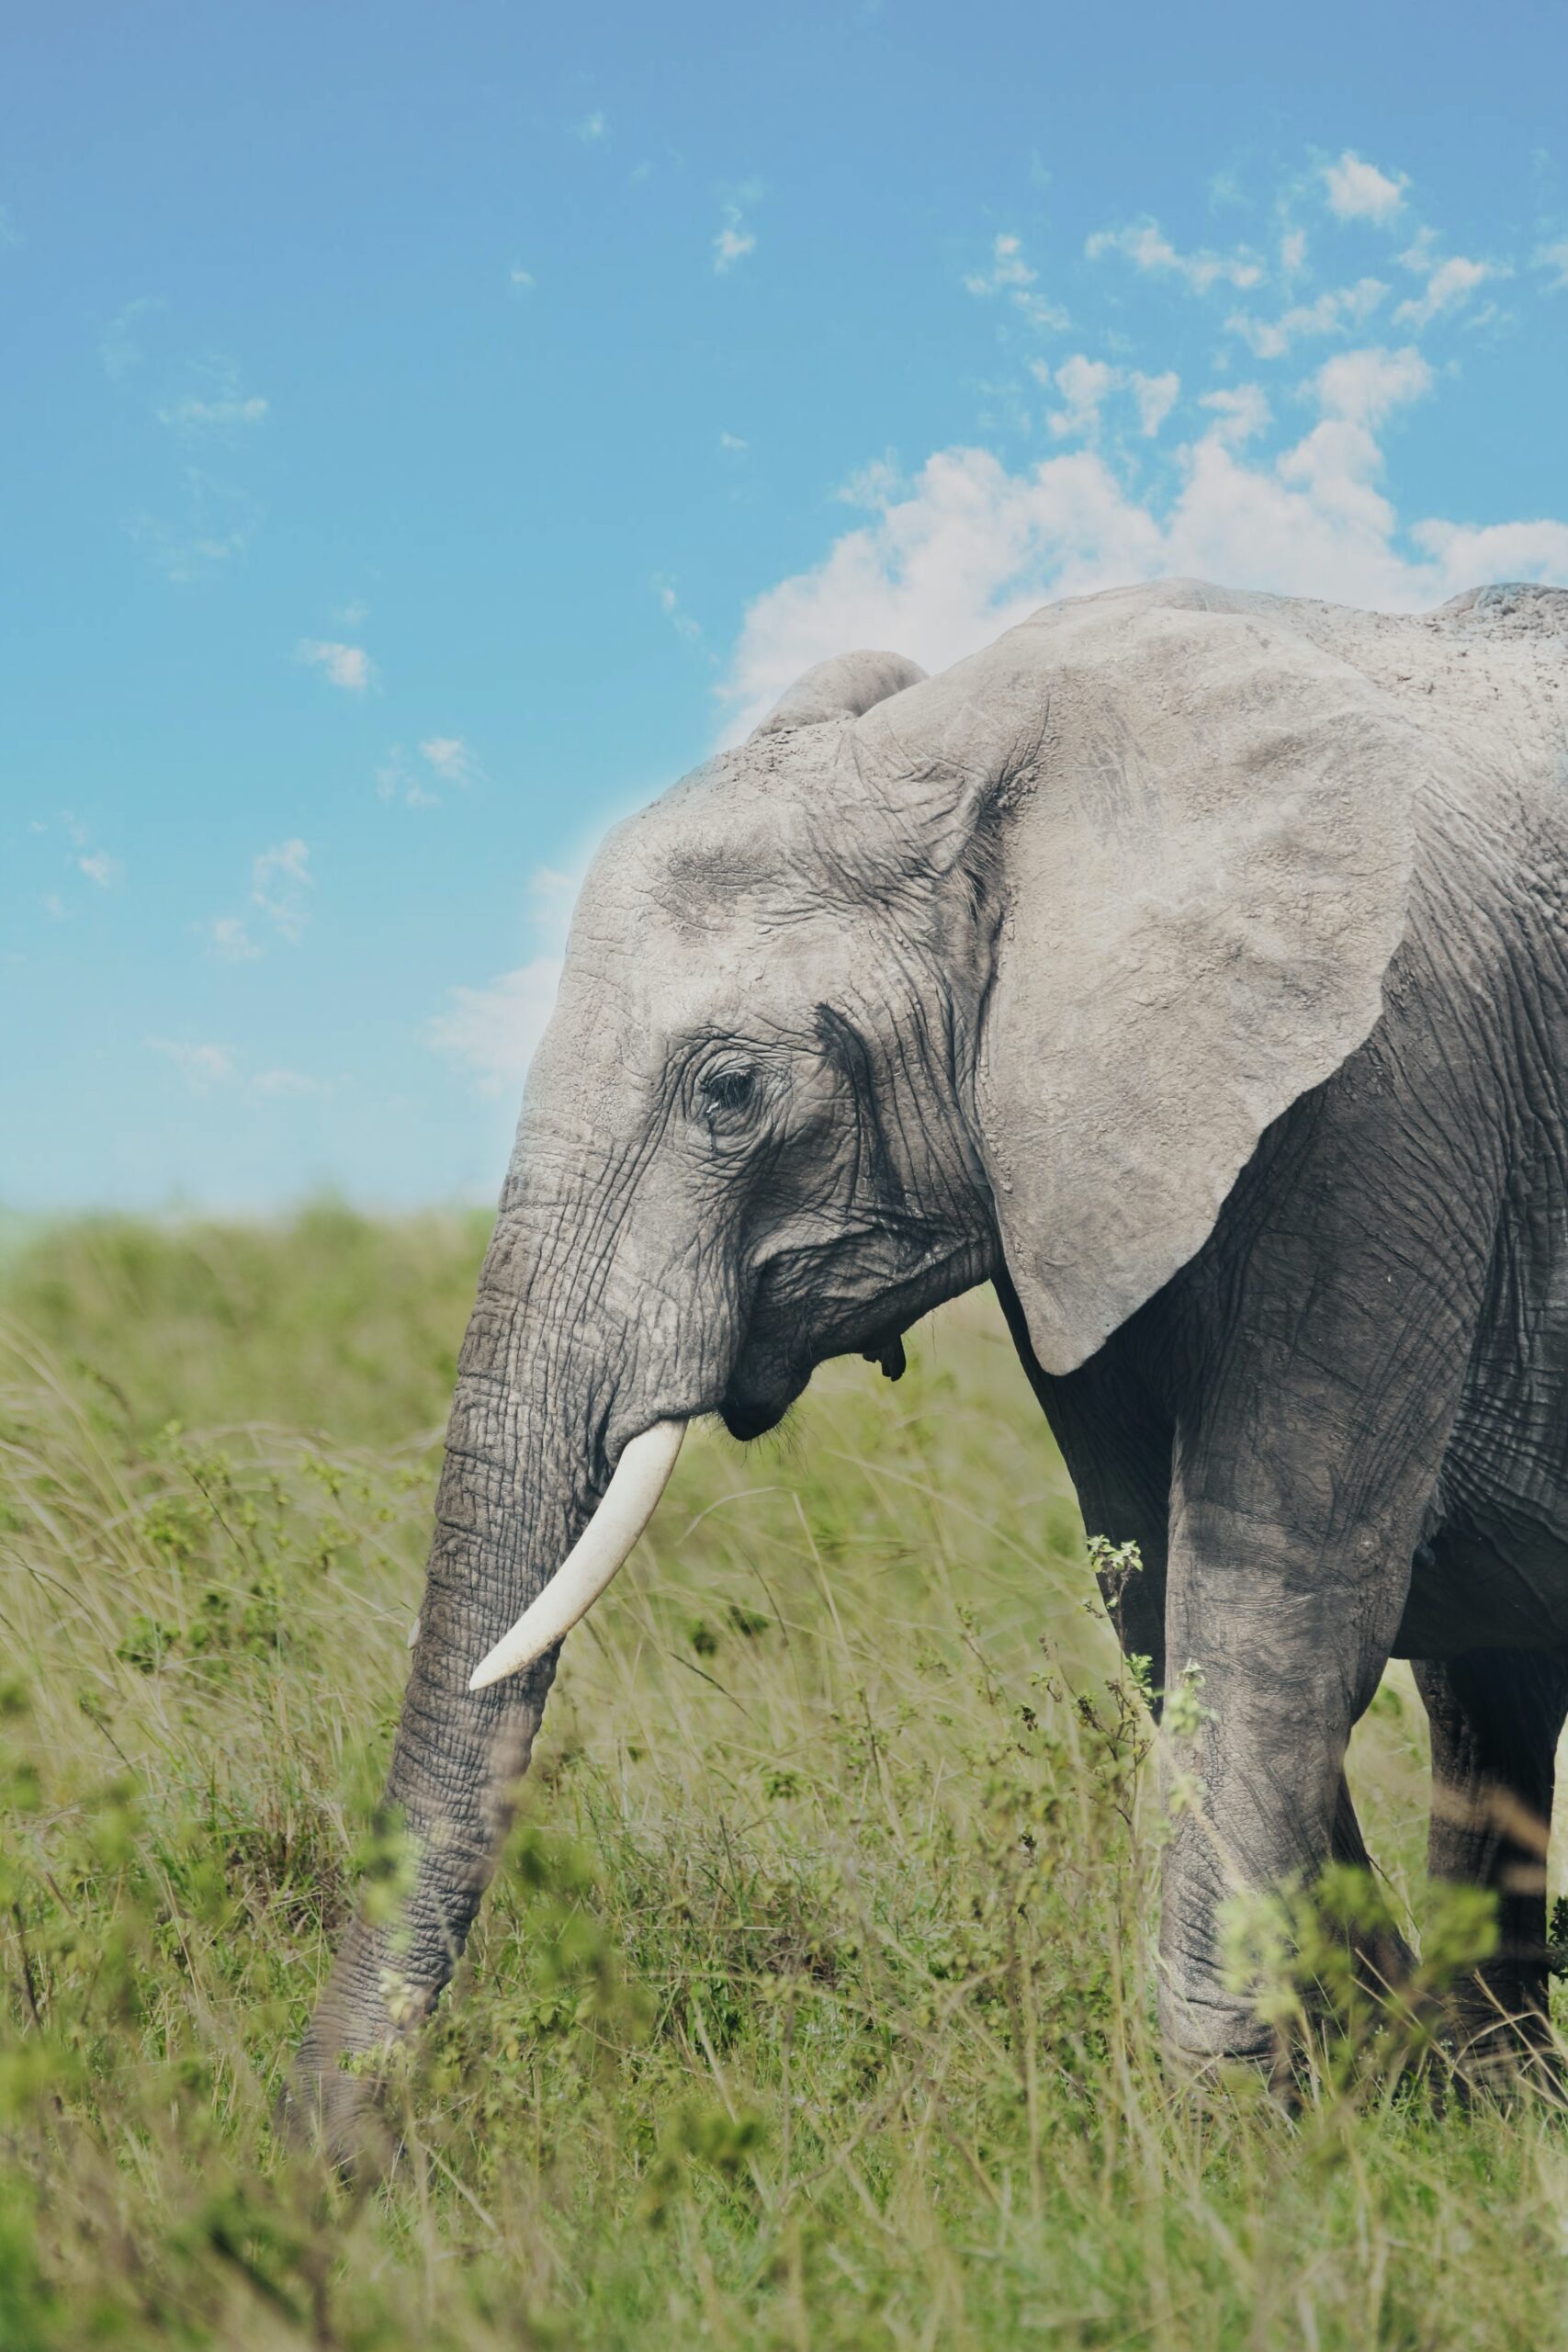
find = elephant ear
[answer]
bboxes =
[751,649,927,738]
[853,581,1431,1375]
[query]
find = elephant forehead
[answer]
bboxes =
[540,870,859,1099]
[578,743,853,938]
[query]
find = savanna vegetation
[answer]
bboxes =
[3,1205,1567,2348]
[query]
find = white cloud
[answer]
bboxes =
[1199,385,1272,445]
[425,957,563,1096]
[964,232,1069,331]
[146,1038,333,1102]
[157,390,268,430]
[200,915,262,962]
[719,379,1568,737]
[713,201,756,274]
[147,1039,236,1091]
[1280,227,1309,277]
[56,816,121,891]
[654,572,705,644]
[252,838,312,942]
[1086,219,1264,293]
[1393,250,1498,329]
[1226,276,1387,358]
[510,266,536,290]
[376,748,437,808]
[1313,344,1432,425]
[1322,152,1408,224]
[837,455,903,508]
[1131,370,1181,437]
[249,1067,334,1100]
[1039,358,1180,442]
[964,232,1035,296]
[297,639,373,692]
[1539,241,1568,291]
[419,735,481,786]
[574,111,606,141]
[1046,355,1117,439]
[719,430,749,452]
[376,737,483,807]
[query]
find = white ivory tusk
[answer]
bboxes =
[468,1419,685,1691]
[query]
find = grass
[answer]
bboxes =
[2,1208,1567,2347]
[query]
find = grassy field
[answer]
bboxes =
[3,1208,1568,2348]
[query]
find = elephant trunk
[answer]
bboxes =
[288,1197,672,2160]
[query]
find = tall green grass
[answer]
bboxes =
[1,1210,1565,2348]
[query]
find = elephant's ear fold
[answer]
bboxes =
[751,649,927,738]
[886,586,1427,1374]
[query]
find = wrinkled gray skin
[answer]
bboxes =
[293,577,1568,2153]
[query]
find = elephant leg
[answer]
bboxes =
[1412,1647,1568,2068]
[993,1273,1173,1689]
[1156,1490,1422,2067]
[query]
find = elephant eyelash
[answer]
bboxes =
[695,1062,761,1124]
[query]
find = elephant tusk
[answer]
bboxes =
[468,1419,686,1691]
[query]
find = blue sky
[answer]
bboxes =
[5,0,1567,1213]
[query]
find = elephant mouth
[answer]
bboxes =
[720,1382,801,1444]
[720,1236,991,1442]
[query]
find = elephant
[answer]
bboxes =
[292,573,1568,2149]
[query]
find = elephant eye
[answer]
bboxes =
[699,1064,758,1121]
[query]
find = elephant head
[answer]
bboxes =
[292,578,1422,2152]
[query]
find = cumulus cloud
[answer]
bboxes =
[376,738,482,807]
[964,232,1070,332]
[1394,249,1499,329]
[714,201,756,274]
[654,573,705,644]
[1322,152,1408,223]
[1130,371,1181,437]
[1045,355,1117,439]
[718,360,1568,736]
[1312,344,1432,425]
[573,111,606,142]
[146,1038,331,1100]
[297,639,373,692]
[425,957,564,1096]
[1041,356,1179,441]
[1226,276,1387,358]
[146,1039,237,1091]
[419,736,482,787]
[251,838,312,942]
[202,915,261,961]
[249,1067,334,1100]
[1199,386,1272,446]
[1085,219,1263,293]
[1539,241,1568,291]
[58,815,121,892]
[158,390,268,430]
